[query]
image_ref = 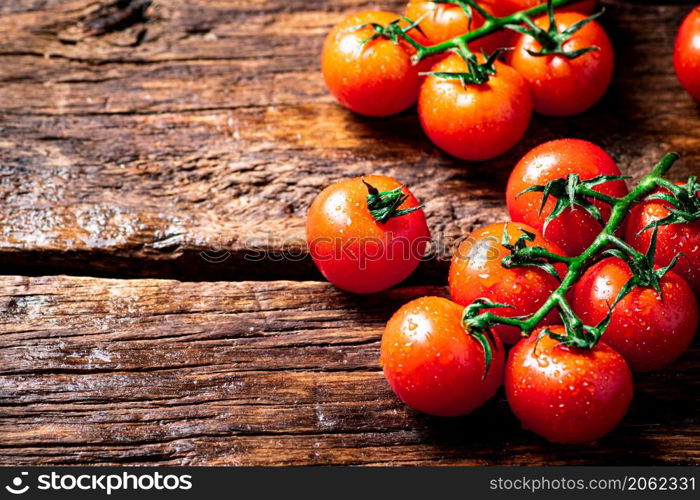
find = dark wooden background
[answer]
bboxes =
[0,0,697,465]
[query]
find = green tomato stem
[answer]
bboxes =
[465,153,682,343]
[606,234,643,258]
[410,0,579,62]
[577,185,621,205]
[508,246,575,265]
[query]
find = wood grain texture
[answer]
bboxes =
[0,0,698,282]
[1,0,699,467]
[0,275,697,465]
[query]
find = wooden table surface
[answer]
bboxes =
[0,0,698,465]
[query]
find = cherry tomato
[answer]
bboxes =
[381,296,504,416]
[321,11,426,117]
[507,12,614,116]
[506,327,633,444]
[306,175,430,294]
[570,257,698,372]
[486,0,597,16]
[405,1,508,52]
[418,53,533,161]
[674,7,700,101]
[624,188,700,294]
[506,139,629,256]
[449,222,567,345]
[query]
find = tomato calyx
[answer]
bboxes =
[641,176,700,231]
[423,48,509,85]
[500,225,563,280]
[519,173,628,234]
[461,298,512,377]
[604,229,685,304]
[505,0,603,59]
[350,16,425,55]
[536,325,596,350]
[362,179,423,223]
[543,296,611,349]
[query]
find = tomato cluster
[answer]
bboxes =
[321,1,614,160]
[309,3,700,445]
[306,138,698,444]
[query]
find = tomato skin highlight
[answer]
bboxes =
[506,328,633,444]
[381,296,504,416]
[507,12,614,116]
[674,7,700,101]
[405,1,508,52]
[306,175,430,294]
[506,139,629,256]
[624,191,700,295]
[448,222,567,345]
[570,257,698,372]
[418,53,533,161]
[321,11,424,117]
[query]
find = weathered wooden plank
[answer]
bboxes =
[0,0,698,281]
[0,275,696,465]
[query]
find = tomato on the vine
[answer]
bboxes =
[507,11,614,116]
[405,1,508,52]
[381,296,504,416]
[506,327,633,444]
[321,11,427,117]
[418,53,533,161]
[449,222,567,345]
[674,7,700,101]
[506,139,629,256]
[306,175,430,294]
[570,257,698,372]
[486,0,597,16]
[624,188,700,294]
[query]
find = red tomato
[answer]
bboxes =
[381,296,504,416]
[449,222,567,345]
[306,175,430,293]
[507,12,614,116]
[418,53,533,161]
[405,1,508,52]
[506,327,633,444]
[321,11,426,117]
[506,139,629,256]
[570,257,698,372]
[486,0,597,16]
[306,175,430,294]
[624,189,700,294]
[674,7,700,100]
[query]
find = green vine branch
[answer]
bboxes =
[352,0,588,83]
[411,0,581,62]
[463,153,700,368]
